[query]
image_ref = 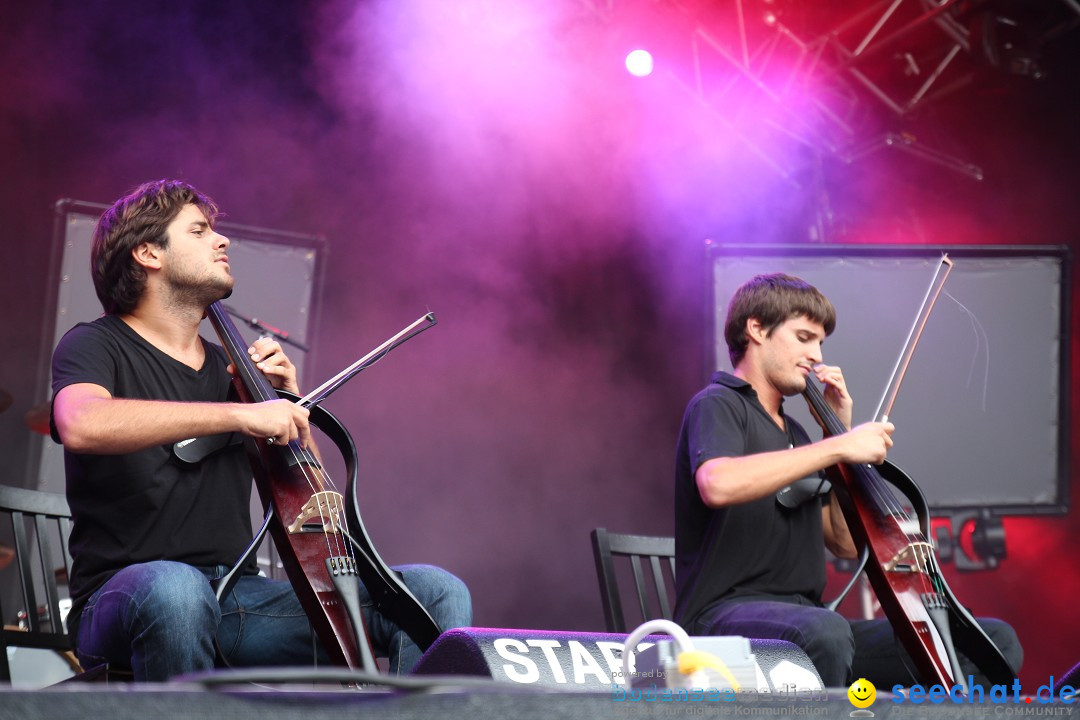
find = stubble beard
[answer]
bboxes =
[777,373,808,397]
[163,265,234,312]
[764,354,808,397]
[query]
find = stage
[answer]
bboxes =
[3,679,1075,720]
[7,627,1070,719]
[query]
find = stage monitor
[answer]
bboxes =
[708,244,1070,514]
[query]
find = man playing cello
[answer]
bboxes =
[51,179,471,680]
[674,272,1022,687]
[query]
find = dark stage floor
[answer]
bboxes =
[5,681,1064,720]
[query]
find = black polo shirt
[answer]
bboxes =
[673,371,827,628]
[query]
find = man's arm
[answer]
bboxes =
[695,421,894,508]
[54,383,311,454]
[55,336,311,455]
[822,492,858,559]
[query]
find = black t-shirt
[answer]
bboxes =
[673,371,826,628]
[51,315,255,633]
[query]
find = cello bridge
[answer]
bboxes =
[287,491,346,534]
[883,541,935,573]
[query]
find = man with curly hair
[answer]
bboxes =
[52,179,471,681]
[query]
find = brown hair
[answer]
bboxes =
[724,273,836,368]
[90,179,220,315]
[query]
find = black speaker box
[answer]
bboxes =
[411,627,822,691]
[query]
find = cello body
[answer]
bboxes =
[805,378,1016,688]
[206,302,440,669]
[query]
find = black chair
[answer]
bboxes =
[0,484,83,683]
[590,527,676,633]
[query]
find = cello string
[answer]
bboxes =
[284,428,354,564]
[806,374,956,684]
[292,432,355,561]
[214,303,356,566]
[804,377,904,523]
[805,378,916,542]
[212,302,376,668]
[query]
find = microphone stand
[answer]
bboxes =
[223,304,311,352]
[298,313,437,409]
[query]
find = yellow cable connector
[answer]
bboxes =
[677,650,741,691]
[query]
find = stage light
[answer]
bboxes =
[625,49,654,77]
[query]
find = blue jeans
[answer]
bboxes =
[691,594,1022,688]
[73,561,472,681]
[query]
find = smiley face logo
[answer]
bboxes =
[848,678,876,709]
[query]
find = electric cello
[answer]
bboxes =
[204,301,442,671]
[803,257,1016,689]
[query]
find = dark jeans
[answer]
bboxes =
[691,594,1023,688]
[74,561,472,681]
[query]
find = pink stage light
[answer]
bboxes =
[625,49,653,77]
